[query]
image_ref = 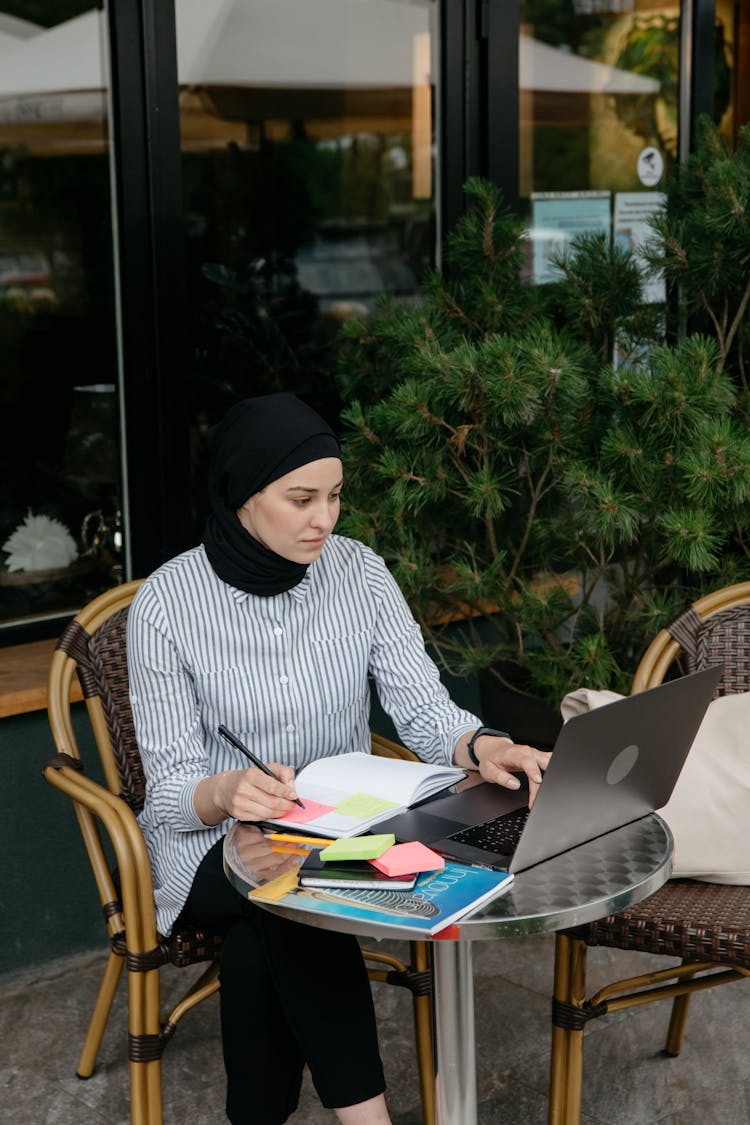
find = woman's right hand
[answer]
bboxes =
[194,763,299,826]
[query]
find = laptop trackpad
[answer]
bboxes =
[431,783,526,821]
[377,783,526,844]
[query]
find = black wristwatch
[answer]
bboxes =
[466,725,512,767]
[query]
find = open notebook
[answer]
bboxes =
[262,752,466,838]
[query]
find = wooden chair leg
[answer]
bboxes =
[77,947,125,1078]
[410,940,435,1125]
[128,966,164,1125]
[164,961,221,1033]
[664,989,693,1057]
[549,933,588,1125]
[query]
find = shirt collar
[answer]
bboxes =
[229,567,312,605]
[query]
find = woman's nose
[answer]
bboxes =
[310,503,333,530]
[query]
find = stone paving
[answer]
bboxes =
[2,932,749,1124]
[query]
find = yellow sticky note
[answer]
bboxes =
[320,834,395,862]
[334,792,399,817]
[249,869,300,901]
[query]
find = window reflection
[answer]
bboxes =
[0,5,120,632]
[521,0,682,201]
[520,0,735,278]
[175,0,438,509]
[519,0,740,303]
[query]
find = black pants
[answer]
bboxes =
[175,838,386,1124]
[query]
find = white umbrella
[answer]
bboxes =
[178,0,429,89]
[0,0,430,99]
[0,12,41,40]
[519,34,659,94]
[0,10,105,97]
[0,11,106,131]
[0,3,658,104]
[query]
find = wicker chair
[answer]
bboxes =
[44,580,435,1125]
[548,581,750,1125]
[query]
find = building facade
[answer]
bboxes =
[0,0,745,642]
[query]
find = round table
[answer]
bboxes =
[224,814,673,1125]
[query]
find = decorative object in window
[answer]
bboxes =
[2,511,78,574]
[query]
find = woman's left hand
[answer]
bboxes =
[455,732,551,807]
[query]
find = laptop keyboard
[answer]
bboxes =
[446,806,530,855]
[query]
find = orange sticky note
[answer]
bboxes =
[370,841,445,877]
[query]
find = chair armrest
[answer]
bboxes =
[371,731,418,762]
[43,758,160,953]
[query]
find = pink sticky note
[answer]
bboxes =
[370,841,445,877]
[277,798,335,824]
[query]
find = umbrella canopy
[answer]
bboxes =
[0,12,40,39]
[520,34,659,94]
[0,1,659,157]
[0,0,430,98]
[0,1,659,102]
[0,10,105,98]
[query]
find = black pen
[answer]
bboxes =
[217,724,306,809]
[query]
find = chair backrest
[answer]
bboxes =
[632,580,750,695]
[49,579,418,808]
[49,579,145,812]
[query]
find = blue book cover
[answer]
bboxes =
[254,861,513,936]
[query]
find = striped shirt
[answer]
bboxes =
[127,535,481,935]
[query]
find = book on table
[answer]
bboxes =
[252,859,514,936]
[297,851,419,891]
[263,751,466,838]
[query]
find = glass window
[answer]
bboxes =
[0,3,122,636]
[520,0,683,194]
[519,0,682,282]
[174,0,438,523]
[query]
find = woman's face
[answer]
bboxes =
[237,457,343,563]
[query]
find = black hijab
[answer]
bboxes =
[202,393,341,596]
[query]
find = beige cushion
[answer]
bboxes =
[560,687,750,884]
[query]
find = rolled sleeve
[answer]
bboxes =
[364,552,481,763]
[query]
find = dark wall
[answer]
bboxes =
[1,706,104,977]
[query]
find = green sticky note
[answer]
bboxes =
[320,834,396,862]
[334,792,399,817]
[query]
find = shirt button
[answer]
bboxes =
[273,627,283,636]
[279,675,289,685]
[286,724,296,733]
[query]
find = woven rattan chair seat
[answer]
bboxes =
[574,878,750,967]
[166,925,224,968]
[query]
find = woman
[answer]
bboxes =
[127,392,550,1125]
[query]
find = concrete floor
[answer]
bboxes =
[2,932,749,1125]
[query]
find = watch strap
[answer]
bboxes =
[466,725,512,767]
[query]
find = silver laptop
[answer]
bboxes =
[377,666,721,874]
